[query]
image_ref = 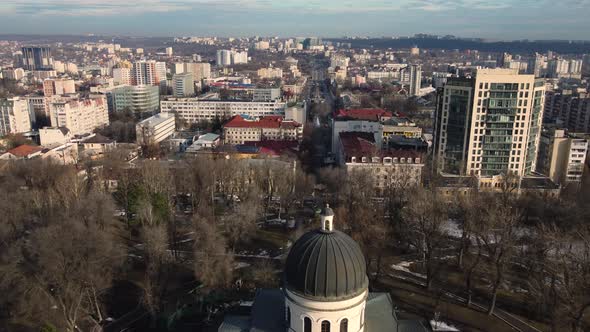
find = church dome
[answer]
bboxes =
[284,225,368,301]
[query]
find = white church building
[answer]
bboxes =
[218,206,428,332]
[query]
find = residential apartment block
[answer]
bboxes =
[434,69,545,177]
[161,98,286,123]
[537,128,588,186]
[0,97,33,136]
[47,95,109,136]
[544,90,590,133]
[172,73,195,97]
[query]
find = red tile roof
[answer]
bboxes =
[224,115,301,129]
[339,132,423,160]
[242,140,299,156]
[7,145,43,158]
[335,108,393,122]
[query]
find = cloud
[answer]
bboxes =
[404,0,516,11]
[0,0,409,16]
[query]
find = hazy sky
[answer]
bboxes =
[0,0,588,40]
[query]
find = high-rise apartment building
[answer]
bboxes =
[537,128,588,186]
[21,46,53,70]
[132,60,166,87]
[216,50,232,66]
[544,91,590,133]
[434,69,545,177]
[113,67,132,85]
[176,62,212,82]
[47,95,109,136]
[172,73,195,97]
[43,77,76,115]
[232,51,248,64]
[409,64,422,96]
[216,50,247,66]
[547,58,581,77]
[0,97,33,136]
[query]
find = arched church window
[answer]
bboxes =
[340,319,348,332]
[321,320,330,332]
[304,317,312,332]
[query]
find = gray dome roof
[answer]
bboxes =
[284,229,368,301]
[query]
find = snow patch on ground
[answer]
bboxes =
[390,261,426,279]
[430,320,460,331]
[234,262,251,270]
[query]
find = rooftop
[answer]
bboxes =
[81,133,115,144]
[335,108,393,122]
[7,145,43,158]
[340,132,423,160]
[137,112,174,127]
[224,115,301,129]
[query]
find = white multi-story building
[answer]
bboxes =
[254,41,270,50]
[179,62,211,81]
[161,98,287,123]
[136,112,175,145]
[0,97,32,136]
[257,67,283,79]
[547,58,572,77]
[409,64,422,96]
[216,50,232,66]
[232,51,248,64]
[568,59,583,74]
[330,55,350,69]
[223,115,302,144]
[253,88,281,102]
[47,95,109,136]
[435,68,545,177]
[172,73,195,97]
[1,68,25,81]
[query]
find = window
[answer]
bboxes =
[340,319,348,332]
[321,320,330,332]
[304,317,312,332]
[287,308,291,327]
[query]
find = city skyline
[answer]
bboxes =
[0,0,589,40]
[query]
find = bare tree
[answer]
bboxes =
[193,217,234,291]
[8,219,124,332]
[477,196,521,315]
[401,187,448,290]
[140,224,173,318]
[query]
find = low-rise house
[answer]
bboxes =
[80,134,117,155]
[0,144,43,160]
[191,133,221,150]
[39,127,72,146]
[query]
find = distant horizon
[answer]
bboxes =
[0,1,589,40]
[2,33,590,44]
